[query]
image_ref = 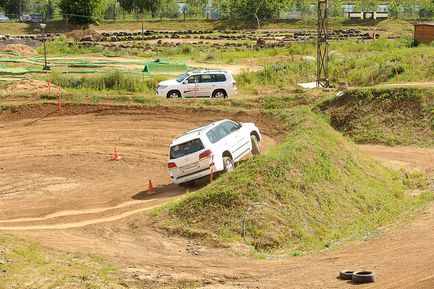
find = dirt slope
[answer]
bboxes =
[0,104,278,224]
[320,87,434,146]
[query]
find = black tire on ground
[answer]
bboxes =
[352,271,376,283]
[212,89,227,99]
[167,90,181,99]
[250,135,261,155]
[222,156,234,173]
[339,270,354,280]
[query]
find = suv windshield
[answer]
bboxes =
[176,73,190,83]
[170,138,204,159]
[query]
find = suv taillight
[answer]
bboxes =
[232,81,237,87]
[199,149,212,160]
[168,162,177,169]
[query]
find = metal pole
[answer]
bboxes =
[41,24,50,70]
[316,0,329,88]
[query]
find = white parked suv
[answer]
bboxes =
[157,70,237,99]
[168,119,261,186]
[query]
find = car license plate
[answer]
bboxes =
[181,162,198,171]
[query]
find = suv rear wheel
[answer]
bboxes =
[167,90,181,98]
[223,156,234,173]
[250,135,261,155]
[212,90,227,99]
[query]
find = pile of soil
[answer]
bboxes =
[0,44,38,56]
[65,29,102,41]
[2,79,60,95]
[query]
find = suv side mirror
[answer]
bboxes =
[238,122,243,128]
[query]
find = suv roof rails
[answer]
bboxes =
[189,69,228,74]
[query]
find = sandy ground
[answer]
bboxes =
[379,81,434,88]
[0,104,433,288]
[359,144,434,175]
[0,104,279,224]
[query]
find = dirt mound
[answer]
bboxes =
[2,79,59,95]
[65,29,102,41]
[319,87,434,146]
[0,44,38,56]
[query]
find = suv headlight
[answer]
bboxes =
[158,85,168,90]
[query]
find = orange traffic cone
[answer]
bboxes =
[113,146,119,161]
[147,178,156,195]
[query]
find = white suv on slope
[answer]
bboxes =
[168,119,261,186]
[157,70,237,99]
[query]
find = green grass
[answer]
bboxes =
[320,87,434,146]
[232,38,433,94]
[153,106,432,254]
[36,36,104,55]
[0,235,120,288]
[49,71,166,94]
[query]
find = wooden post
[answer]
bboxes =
[141,14,144,41]
[209,155,214,184]
[57,87,61,110]
[47,73,51,93]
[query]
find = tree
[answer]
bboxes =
[221,0,290,23]
[59,0,107,24]
[157,0,178,19]
[359,0,377,12]
[418,0,434,18]
[0,0,29,15]
[118,0,161,14]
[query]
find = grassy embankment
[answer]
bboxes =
[320,87,434,146]
[0,235,119,288]
[146,88,433,255]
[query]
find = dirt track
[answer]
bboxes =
[359,144,434,175]
[0,104,278,226]
[1,104,433,288]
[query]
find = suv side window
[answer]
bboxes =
[215,74,226,82]
[187,75,199,83]
[200,74,215,83]
[206,125,229,144]
[221,121,239,134]
[206,130,219,144]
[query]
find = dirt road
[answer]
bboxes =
[1,104,433,288]
[359,144,434,175]
[14,194,434,289]
[0,104,278,225]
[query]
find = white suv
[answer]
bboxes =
[168,119,261,186]
[157,70,237,99]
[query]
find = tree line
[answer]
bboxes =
[1,0,433,24]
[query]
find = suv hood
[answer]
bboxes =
[158,79,179,86]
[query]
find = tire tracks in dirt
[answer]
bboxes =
[0,191,184,230]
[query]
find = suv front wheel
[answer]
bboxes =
[212,90,227,99]
[167,90,181,98]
